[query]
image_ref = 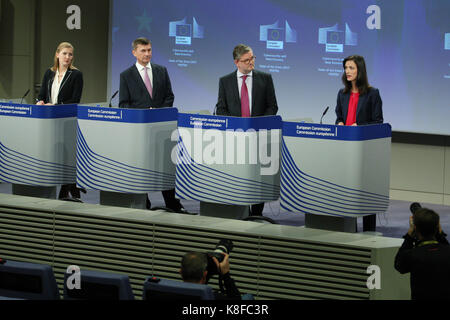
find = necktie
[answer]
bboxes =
[143,67,153,98]
[241,75,250,117]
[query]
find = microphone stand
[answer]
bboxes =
[109,90,118,107]
[20,89,30,104]
[320,106,329,124]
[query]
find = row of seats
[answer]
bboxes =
[0,260,213,300]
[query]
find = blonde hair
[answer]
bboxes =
[51,42,78,71]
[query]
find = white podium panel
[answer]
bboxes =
[176,113,282,205]
[0,103,77,186]
[281,123,391,218]
[76,106,178,193]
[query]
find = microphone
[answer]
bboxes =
[320,106,329,124]
[20,89,30,104]
[109,90,118,107]
[409,202,422,215]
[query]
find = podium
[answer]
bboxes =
[76,106,178,208]
[280,122,391,232]
[0,102,77,198]
[175,113,282,219]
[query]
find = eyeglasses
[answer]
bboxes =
[239,56,256,64]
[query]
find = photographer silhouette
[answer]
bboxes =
[180,251,241,300]
[394,206,450,300]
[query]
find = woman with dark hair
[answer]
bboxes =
[37,42,84,199]
[335,55,383,232]
[335,55,383,126]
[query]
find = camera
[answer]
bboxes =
[205,239,233,282]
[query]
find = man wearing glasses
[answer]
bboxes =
[215,44,278,216]
[215,44,278,117]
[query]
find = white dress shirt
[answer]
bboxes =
[136,62,153,88]
[51,69,66,105]
[237,70,253,114]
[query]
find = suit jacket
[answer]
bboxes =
[215,70,278,117]
[335,87,383,125]
[394,232,450,300]
[38,68,83,104]
[119,63,174,109]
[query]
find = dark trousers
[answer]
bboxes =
[146,188,183,212]
[363,214,376,232]
[250,203,265,216]
[58,184,80,199]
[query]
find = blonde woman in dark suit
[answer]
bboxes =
[37,42,83,106]
[37,42,84,199]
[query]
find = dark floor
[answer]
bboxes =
[1,183,449,239]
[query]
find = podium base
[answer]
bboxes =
[200,202,249,220]
[305,213,357,233]
[12,184,56,199]
[100,191,147,209]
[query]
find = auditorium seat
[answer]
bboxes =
[142,277,214,300]
[0,260,59,300]
[63,269,134,300]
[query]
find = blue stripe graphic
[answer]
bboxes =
[0,142,75,185]
[280,138,389,217]
[175,135,279,205]
[76,124,175,193]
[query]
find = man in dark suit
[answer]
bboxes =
[215,44,278,216]
[119,37,184,213]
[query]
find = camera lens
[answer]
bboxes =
[410,202,422,215]
[215,239,233,255]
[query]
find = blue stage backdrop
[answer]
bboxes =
[110,0,450,135]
